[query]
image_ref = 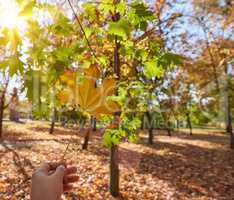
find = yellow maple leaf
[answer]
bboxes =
[59,65,120,117]
[58,89,70,104]
[60,69,76,87]
[84,64,100,79]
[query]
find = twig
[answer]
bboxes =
[67,0,103,65]
[61,135,73,161]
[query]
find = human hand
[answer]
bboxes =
[30,162,78,200]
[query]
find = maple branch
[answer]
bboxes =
[67,0,101,64]
[61,138,72,161]
[135,28,155,43]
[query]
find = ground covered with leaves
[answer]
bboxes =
[0,121,233,200]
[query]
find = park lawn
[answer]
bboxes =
[0,121,233,200]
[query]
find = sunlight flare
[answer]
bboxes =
[0,1,25,29]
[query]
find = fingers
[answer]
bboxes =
[37,161,77,185]
[63,184,73,192]
[49,162,66,170]
[63,165,78,193]
[65,166,77,175]
[37,162,66,175]
[37,163,51,175]
[52,165,66,181]
[63,175,79,184]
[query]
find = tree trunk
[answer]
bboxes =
[230,129,234,149]
[176,119,180,131]
[166,120,172,136]
[140,115,144,130]
[92,116,96,132]
[146,111,154,144]
[227,107,233,148]
[82,129,90,150]
[227,102,233,148]
[0,92,5,138]
[224,63,233,149]
[0,81,9,138]
[49,120,55,134]
[110,145,119,197]
[186,113,192,135]
[148,128,153,144]
[49,108,57,134]
[109,9,121,196]
[167,127,171,137]
[9,88,20,122]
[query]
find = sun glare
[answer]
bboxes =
[0,1,25,29]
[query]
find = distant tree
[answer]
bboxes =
[0,26,24,137]
[0,72,9,138]
[9,87,20,122]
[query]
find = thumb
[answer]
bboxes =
[52,165,66,181]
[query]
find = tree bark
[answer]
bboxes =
[110,145,119,197]
[176,119,180,130]
[109,42,120,195]
[109,37,120,196]
[146,111,154,144]
[49,108,57,134]
[227,102,233,149]
[167,127,171,137]
[0,80,9,138]
[148,128,153,145]
[186,112,192,135]
[9,88,20,122]
[140,115,144,130]
[224,64,233,149]
[0,92,5,138]
[49,120,55,134]
[92,116,97,132]
[166,120,172,136]
[109,9,122,196]
[82,129,90,150]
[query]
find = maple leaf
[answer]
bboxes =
[58,89,71,103]
[59,65,120,117]
[60,69,76,87]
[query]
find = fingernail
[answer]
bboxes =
[58,165,66,171]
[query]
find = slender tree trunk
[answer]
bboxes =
[0,92,5,138]
[227,102,233,149]
[148,128,153,144]
[0,79,9,138]
[186,113,192,135]
[230,133,234,149]
[49,108,57,134]
[224,64,233,149]
[110,145,119,197]
[167,128,171,136]
[82,116,94,150]
[176,119,180,131]
[167,125,171,137]
[82,129,90,150]
[92,116,96,132]
[49,120,55,134]
[110,47,120,197]
[166,120,172,136]
[109,8,121,194]
[38,75,42,113]
[146,111,154,144]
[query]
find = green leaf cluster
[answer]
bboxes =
[128,1,155,31]
[49,13,73,36]
[108,19,131,40]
